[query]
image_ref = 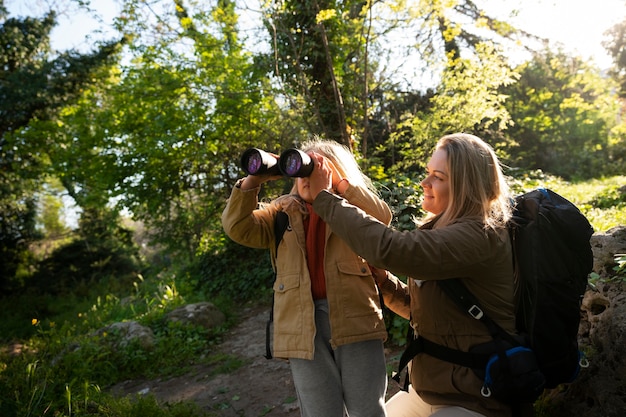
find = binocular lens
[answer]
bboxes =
[282,152,302,176]
[279,149,314,177]
[240,148,280,176]
[247,152,263,174]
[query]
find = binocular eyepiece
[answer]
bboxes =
[240,148,314,177]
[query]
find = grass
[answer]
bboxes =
[512,174,626,233]
[555,176,626,232]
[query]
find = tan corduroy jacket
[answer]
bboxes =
[313,190,517,416]
[221,181,392,360]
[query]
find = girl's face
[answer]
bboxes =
[420,148,450,215]
[296,176,315,203]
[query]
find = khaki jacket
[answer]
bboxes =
[221,182,392,360]
[313,191,516,416]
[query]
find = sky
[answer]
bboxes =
[478,0,626,68]
[5,0,626,70]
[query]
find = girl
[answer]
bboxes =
[222,138,391,417]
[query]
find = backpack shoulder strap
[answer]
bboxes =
[265,211,289,360]
[393,278,521,386]
[392,325,492,388]
[274,211,289,252]
[438,279,519,346]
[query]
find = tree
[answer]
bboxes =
[61,0,292,259]
[263,0,368,147]
[365,0,525,174]
[0,6,124,288]
[383,41,518,175]
[501,49,619,179]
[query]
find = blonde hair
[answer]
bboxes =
[427,133,512,230]
[274,137,376,212]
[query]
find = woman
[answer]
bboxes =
[308,133,517,416]
[221,138,391,417]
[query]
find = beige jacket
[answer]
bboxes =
[221,181,392,360]
[312,191,516,416]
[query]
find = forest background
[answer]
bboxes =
[1,0,626,416]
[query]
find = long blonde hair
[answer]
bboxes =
[274,137,376,212]
[426,133,512,230]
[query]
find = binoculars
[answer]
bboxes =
[240,148,314,177]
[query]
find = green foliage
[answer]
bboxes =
[50,0,294,261]
[205,353,246,375]
[587,184,626,209]
[612,254,626,283]
[36,178,70,238]
[427,42,518,134]
[0,355,208,417]
[0,9,123,292]
[388,42,518,172]
[385,311,410,347]
[501,49,620,179]
[378,175,425,232]
[0,268,229,417]
[0,190,39,290]
[30,238,141,296]
[264,0,368,144]
[603,17,626,98]
[196,233,274,302]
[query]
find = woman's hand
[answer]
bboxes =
[308,152,334,199]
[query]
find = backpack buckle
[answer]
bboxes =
[468,304,484,319]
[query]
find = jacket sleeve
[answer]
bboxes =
[312,190,495,280]
[342,184,392,226]
[221,184,276,250]
[377,272,411,319]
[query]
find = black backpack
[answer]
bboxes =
[508,188,593,387]
[394,188,594,402]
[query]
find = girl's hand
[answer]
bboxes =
[239,172,282,190]
[311,154,348,195]
[308,152,333,198]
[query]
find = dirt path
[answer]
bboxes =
[109,304,403,416]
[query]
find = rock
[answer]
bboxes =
[97,321,155,349]
[544,225,626,417]
[590,226,626,277]
[546,281,626,417]
[165,301,226,330]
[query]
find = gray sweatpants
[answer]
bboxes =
[289,299,388,417]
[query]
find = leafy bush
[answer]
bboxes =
[196,234,274,302]
[29,235,142,296]
[588,184,626,209]
[377,175,425,232]
[0,278,230,417]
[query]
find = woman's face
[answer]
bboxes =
[420,148,450,215]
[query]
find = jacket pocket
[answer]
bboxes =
[273,273,302,335]
[337,261,381,318]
